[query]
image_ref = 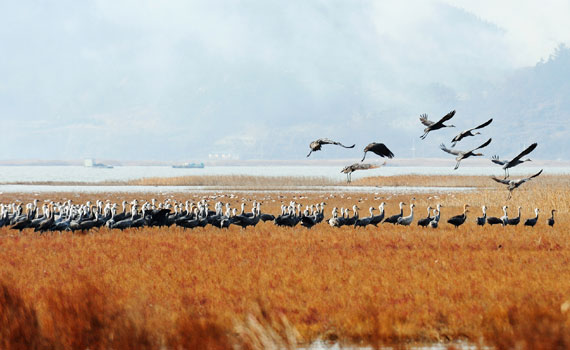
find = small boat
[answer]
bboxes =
[172,162,205,169]
[84,159,113,169]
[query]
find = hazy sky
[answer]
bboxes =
[1,1,568,161]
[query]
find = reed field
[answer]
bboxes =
[1,174,569,349]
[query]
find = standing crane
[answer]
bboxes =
[447,204,469,228]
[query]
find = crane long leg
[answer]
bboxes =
[306,150,313,157]
[361,152,367,162]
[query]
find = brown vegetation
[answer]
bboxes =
[0,176,568,349]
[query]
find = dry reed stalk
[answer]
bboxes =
[0,179,569,348]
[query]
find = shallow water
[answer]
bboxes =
[0,165,566,183]
[0,185,475,194]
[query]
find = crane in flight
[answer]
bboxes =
[491,169,543,200]
[361,143,394,162]
[419,110,456,139]
[491,143,537,178]
[450,118,493,147]
[306,138,355,157]
[440,138,492,170]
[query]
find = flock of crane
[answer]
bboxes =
[307,110,544,200]
[0,110,559,233]
[0,197,556,233]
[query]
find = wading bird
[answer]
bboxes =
[524,208,539,227]
[447,204,469,228]
[306,138,355,157]
[417,206,433,227]
[419,110,456,139]
[361,143,394,162]
[491,143,537,178]
[355,207,375,227]
[369,202,386,226]
[383,202,405,224]
[440,138,492,170]
[507,206,522,226]
[450,118,493,147]
[429,208,440,228]
[476,205,487,226]
[548,209,556,227]
[397,203,415,226]
[487,206,508,226]
[341,162,384,183]
[491,169,543,200]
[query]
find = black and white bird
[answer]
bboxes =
[417,206,433,227]
[491,143,537,178]
[507,206,522,226]
[383,202,405,224]
[476,205,487,226]
[491,169,543,200]
[396,203,415,226]
[429,208,440,228]
[419,110,456,139]
[440,138,492,170]
[306,138,355,157]
[450,118,493,147]
[487,206,508,226]
[524,208,539,227]
[447,204,469,228]
[548,209,556,227]
[361,143,394,162]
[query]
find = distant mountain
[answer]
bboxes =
[458,44,570,160]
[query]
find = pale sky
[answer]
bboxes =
[0,1,568,161]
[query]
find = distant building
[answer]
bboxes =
[208,152,239,160]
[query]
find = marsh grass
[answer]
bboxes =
[1,176,569,349]
[7,173,569,190]
[3,175,339,188]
